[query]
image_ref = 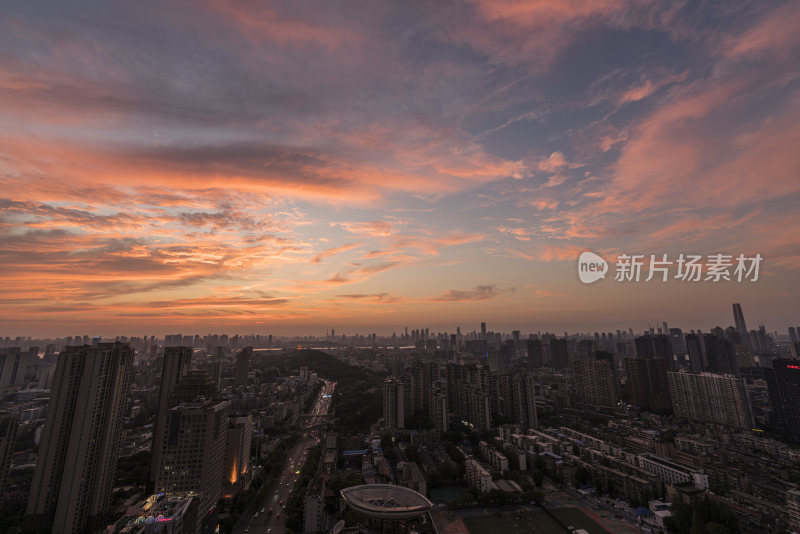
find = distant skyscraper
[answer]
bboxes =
[625,358,672,413]
[702,334,737,375]
[772,359,800,440]
[685,333,704,373]
[151,346,192,487]
[480,322,487,338]
[789,327,798,343]
[0,346,37,390]
[428,379,448,431]
[634,335,654,358]
[652,334,675,370]
[235,347,252,385]
[510,374,538,429]
[383,377,405,429]
[573,357,617,408]
[732,303,750,345]
[550,338,569,370]
[527,338,543,368]
[667,371,752,429]
[27,343,134,534]
[669,328,686,361]
[154,399,231,518]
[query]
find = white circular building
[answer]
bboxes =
[339,484,433,521]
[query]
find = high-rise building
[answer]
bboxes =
[224,415,253,491]
[772,359,800,441]
[235,347,252,385]
[634,335,654,358]
[667,371,753,429]
[465,384,491,431]
[0,411,18,490]
[527,338,543,368]
[702,334,737,375]
[27,343,134,534]
[653,334,674,370]
[429,387,448,432]
[154,399,231,518]
[669,328,686,360]
[151,346,193,487]
[625,358,672,413]
[573,357,617,408]
[383,377,405,429]
[172,369,216,402]
[510,374,538,429]
[789,327,799,344]
[732,303,751,346]
[685,333,704,373]
[0,347,37,390]
[550,338,569,370]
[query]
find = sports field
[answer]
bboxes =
[463,507,608,534]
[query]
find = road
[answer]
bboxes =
[235,379,334,534]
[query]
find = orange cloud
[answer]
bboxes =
[312,243,361,263]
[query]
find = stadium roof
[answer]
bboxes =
[340,484,433,520]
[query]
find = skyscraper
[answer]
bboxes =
[527,338,543,368]
[771,359,800,441]
[732,302,751,345]
[383,377,405,429]
[154,399,231,519]
[625,358,672,413]
[151,345,193,487]
[27,343,134,534]
[235,346,252,385]
[550,338,569,370]
[510,374,538,429]
[0,346,37,390]
[573,357,617,408]
[667,371,752,429]
[685,333,704,373]
[224,414,253,490]
[702,334,737,375]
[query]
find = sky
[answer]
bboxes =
[1,0,799,337]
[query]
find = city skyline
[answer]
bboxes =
[2,1,799,336]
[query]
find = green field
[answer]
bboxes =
[463,507,607,534]
[550,507,608,534]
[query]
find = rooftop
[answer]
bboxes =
[340,484,433,520]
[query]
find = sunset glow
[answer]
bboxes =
[1,1,799,336]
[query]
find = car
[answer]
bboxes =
[276,512,281,518]
[280,500,284,506]
[268,507,273,516]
